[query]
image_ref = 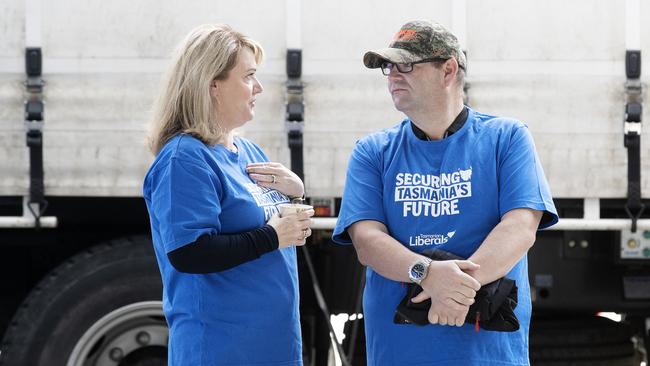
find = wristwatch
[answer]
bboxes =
[408,257,433,285]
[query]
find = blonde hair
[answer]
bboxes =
[147,24,264,155]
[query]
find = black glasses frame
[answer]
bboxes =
[380,57,453,76]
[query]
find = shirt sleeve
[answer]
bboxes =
[167,224,279,273]
[149,157,223,253]
[332,139,387,244]
[498,125,559,229]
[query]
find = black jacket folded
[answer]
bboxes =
[394,248,520,332]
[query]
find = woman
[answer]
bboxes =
[143,24,313,365]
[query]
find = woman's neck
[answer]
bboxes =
[221,131,237,152]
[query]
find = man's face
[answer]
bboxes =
[386,61,442,114]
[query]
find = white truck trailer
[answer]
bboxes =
[0,0,649,365]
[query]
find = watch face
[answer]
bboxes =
[410,263,426,280]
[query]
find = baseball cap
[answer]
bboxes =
[363,20,466,71]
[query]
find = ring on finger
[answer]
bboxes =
[271,174,276,184]
[303,229,309,239]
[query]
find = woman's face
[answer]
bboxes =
[212,47,263,130]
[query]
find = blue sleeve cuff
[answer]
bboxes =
[164,228,216,253]
[332,212,387,245]
[500,200,559,230]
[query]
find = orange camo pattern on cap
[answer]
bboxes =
[394,29,417,41]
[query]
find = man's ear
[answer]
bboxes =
[442,59,459,87]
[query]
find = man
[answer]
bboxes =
[332,20,558,365]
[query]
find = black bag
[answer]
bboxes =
[394,248,520,332]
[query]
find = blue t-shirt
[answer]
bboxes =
[143,134,302,366]
[332,108,558,366]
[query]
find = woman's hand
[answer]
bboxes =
[266,209,314,249]
[247,162,304,199]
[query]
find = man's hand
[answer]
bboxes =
[411,260,481,327]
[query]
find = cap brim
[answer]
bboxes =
[363,48,422,68]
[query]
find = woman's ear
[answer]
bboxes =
[210,80,220,100]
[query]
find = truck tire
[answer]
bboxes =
[0,237,167,366]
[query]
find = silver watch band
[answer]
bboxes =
[409,257,432,285]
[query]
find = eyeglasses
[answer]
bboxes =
[380,58,451,76]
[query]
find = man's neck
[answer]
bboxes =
[408,99,464,141]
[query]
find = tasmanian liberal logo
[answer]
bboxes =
[409,231,456,247]
[394,167,473,217]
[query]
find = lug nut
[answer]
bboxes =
[109,347,124,361]
[136,331,151,345]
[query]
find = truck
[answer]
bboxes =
[1,0,649,365]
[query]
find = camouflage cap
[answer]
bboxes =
[363,20,466,71]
